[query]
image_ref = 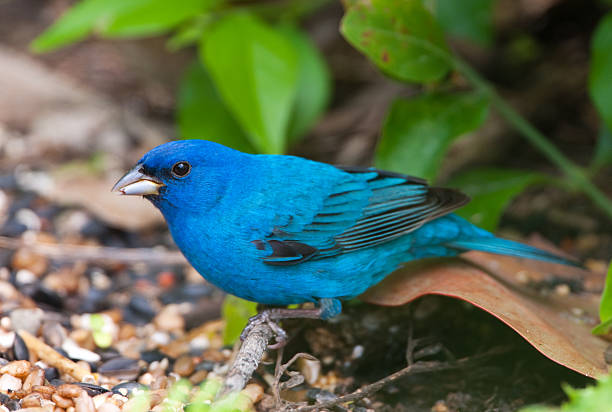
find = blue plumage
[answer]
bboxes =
[113,140,575,320]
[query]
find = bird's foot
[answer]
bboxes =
[239,299,342,349]
[241,311,289,349]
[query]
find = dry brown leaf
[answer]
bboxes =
[361,257,610,378]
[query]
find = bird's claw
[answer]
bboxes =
[240,311,288,349]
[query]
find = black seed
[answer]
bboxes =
[12,333,29,361]
[74,382,109,396]
[98,357,140,380]
[140,349,167,364]
[44,367,59,381]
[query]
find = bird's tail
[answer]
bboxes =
[446,237,580,267]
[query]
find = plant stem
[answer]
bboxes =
[453,57,612,220]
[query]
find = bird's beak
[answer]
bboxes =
[112,165,164,196]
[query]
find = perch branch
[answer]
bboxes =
[219,323,274,398]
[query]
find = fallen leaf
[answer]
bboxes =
[361,256,609,378]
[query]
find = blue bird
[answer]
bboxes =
[113,140,575,339]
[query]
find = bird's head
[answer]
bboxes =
[112,140,244,214]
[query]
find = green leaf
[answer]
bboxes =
[592,126,612,170]
[31,0,218,53]
[104,0,221,38]
[446,168,545,231]
[201,13,299,154]
[520,375,612,412]
[589,12,612,132]
[222,295,257,345]
[435,0,495,47]
[340,0,451,83]
[375,92,490,181]
[592,261,612,335]
[279,25,331,142]
[177,61,255,152]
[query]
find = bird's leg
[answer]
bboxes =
[240,298,342,348]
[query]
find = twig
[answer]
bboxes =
[272,352,318,408]
[0,235,185,264]
[218,323,274,398]
[19,330,93,382]
[289,346,512,412]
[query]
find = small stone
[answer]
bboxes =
[11,249,47,277]
[14,209,41,231]
[351,345,364,359]
[297,357,321,385]
[138,373,154,386]
[173,355,194,377]
[0,332,15,351]
[242,384,264,404]
[0,360,31,378]
[41,322,67,348]
[153,305,184,332]
[150,331,170,346]
[432,400,450,412]
[61,339,100,363]
[0,374,22,393]
[15,269,37,285]
[10,308,44,336]
[555,284,570,296]
[188,370,207,385]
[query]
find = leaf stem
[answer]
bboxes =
[453,56,612,220]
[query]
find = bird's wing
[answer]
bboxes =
[258,166,469,265]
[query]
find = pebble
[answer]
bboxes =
[14,209,41,232]
[153,305,185,332]
[0,332,15,351]
[41,322,67,348]
[173,355,194,377]
[15,269,37,285]
[61,339,100,363]
[11,249,47,277]
[297,357,321,385]
[10,308,44,336]
[188,370,207,385]
[0,374,22,393]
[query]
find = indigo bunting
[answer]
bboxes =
[113,140,575,336]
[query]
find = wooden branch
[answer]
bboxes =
[219,323,274,398]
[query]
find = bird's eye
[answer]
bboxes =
[171,161,191,178]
